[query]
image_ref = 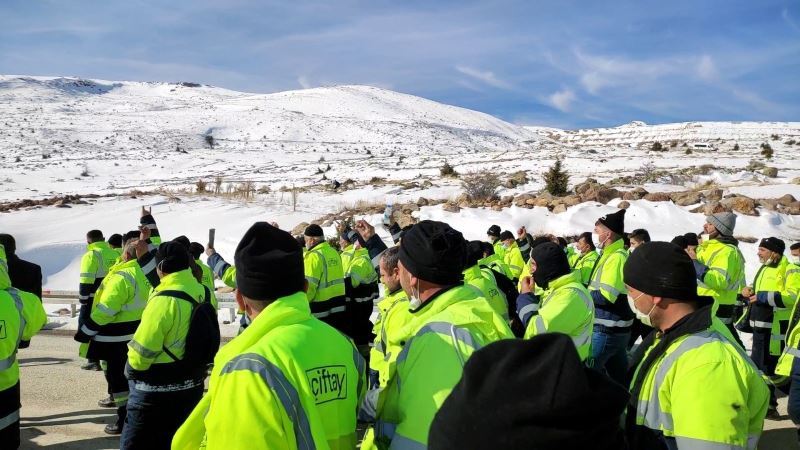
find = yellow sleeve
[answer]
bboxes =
[21,291,47,341]
[128,296,173,370]
[304,253,322,302]
[91,273,130,326]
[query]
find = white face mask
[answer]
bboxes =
[407,278,422,310]
[791,255,800,265]
[700,233,710,243]
[593,233,604,249]
[628,292,656,327]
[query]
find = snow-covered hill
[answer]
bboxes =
[528,120,800,151]
[1,75,799,294]
[0,75,542,201]
[1,75,799,204]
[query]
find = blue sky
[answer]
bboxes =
[1,0,798,128]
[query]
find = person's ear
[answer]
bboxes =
[651,296,664,307]
[235,289,246,312]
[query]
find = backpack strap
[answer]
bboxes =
[153,288,210,361]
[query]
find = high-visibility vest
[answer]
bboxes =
[588,239,632,330]
[492,240,506,259]
[523,271,594,361]
[629,313,768,449]
[463,265,508,320]
[304,242,346,319]
[502,242,525,280]
[363,284,513,450]
[0,244,47,434]
[370,288,413,387]
[195,259,218,310]
[749,257,793,356]
[126,269,207,387]
[773,262,800,377]
[83,259,151,347]
[478,254,513,281]
[78,241,120,303]
[696,239,746,323]
[571,250,598,286]
[173,292,364,450]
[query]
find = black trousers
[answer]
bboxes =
[104,351,129,426]
[0,383,21,450]
[751,330,778,408]
[121,383,203,450]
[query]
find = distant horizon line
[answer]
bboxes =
[2,72,798,131]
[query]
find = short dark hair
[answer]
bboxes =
[108,233,123,248]
[0,234,16,255]
[557,237,568,248]
[123,230,140,245]
[381,246,400,271]
[630,229,651,243]
[578,232,595,250]
[189,242,204,260]
[480,241,494,256]
[791,242,800,251]
[87,230,104,243]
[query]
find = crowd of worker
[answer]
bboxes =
[1,204,800,449]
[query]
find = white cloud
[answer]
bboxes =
[455,65,513,90]
[696,55,717,81]
[297,75,311,89]
[783,8,800,32]
[549,88,576,112]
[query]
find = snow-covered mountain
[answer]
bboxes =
[0,75,798,203]
[0,75,543,200]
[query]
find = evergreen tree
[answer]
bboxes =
[544,158,570,196]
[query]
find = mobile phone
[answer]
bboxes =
[208,228,216,248]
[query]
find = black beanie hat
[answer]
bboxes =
[597,209,626,235]
[399,220,466,285]
[670,235,688,250]
[156,241,191,274]
[235,222,305,301]
[487,225,501,237]
[172,235,191,249]
[683,232,699,247]
[499,230,514,241]
[759,237,785,255]
[304,224,324,238]
[465,241,484,268]
[624,241,698,301]
[529,242,571,290]
[429,334,629,450]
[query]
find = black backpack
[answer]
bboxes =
[157,286,220,373]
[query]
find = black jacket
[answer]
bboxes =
[7,254,42,299]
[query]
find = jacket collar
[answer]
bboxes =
[547,271,581,291]
[210,291,310,385]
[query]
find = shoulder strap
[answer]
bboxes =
[155,289,198,305]
[155,287,211,362]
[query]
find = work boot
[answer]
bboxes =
[98,396,115,408]
[81,361,101,371]
[765,406,781,421]
[104,422,123,435]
